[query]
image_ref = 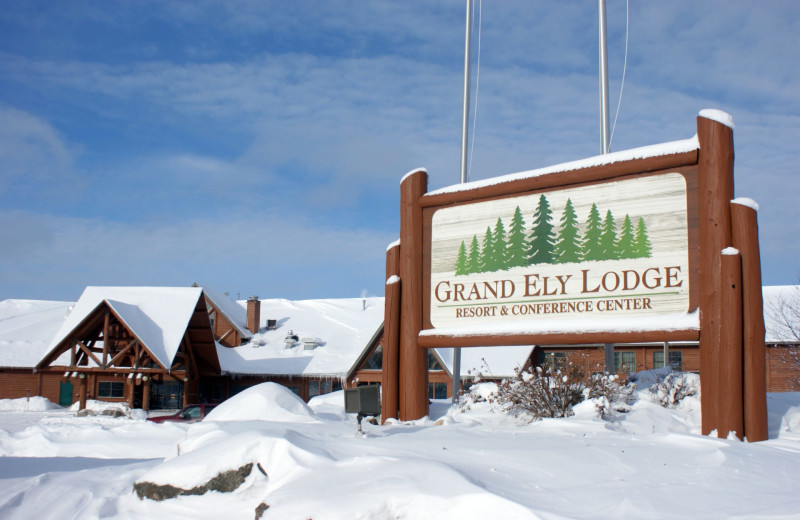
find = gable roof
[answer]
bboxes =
[198,285,252,340]
[0,299,74,368]
[215,297,384,377]
[43,287,205,369]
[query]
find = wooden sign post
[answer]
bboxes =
[383,111,768,441]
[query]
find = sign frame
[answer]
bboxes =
[382,112,768,442]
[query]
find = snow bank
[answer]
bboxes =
[204,382,318,423]
[0,396,60,412]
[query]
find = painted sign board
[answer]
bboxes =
[429,172,690,329]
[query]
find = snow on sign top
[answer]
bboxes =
[426,137,699,197]
[698,108,735,129]
[44,287,204,369]
[732,197,760,211]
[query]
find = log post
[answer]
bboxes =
[142,377,151,412]
[696,112,735,436]
[382,242,401,422]
[399,169,429,421]
[719,249,744,439]
[731,201,768,441]
[78,374,88,410]
[127,378,135,408]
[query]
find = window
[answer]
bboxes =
[653,351,683,371]
[428,382,448,399]
[181,406,202,420]
[97,381,124,398]
[363,344,383,370]
[309,380,335,398]
[614,352,636,374]
[541,352,567,369]
[427,351,444,371]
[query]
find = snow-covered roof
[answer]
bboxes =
[199,286,252,340]
[0,300,74,368]
[434,345,534,379]
[763,285,800,344]
[44,287,205,369]
[215,297,384,377]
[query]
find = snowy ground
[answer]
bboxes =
[1,382,800,520]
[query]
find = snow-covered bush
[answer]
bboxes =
[648,371,699,408]
[484,357,627,421]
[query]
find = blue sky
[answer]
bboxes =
[1,1,798,302]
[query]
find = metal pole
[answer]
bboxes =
[453,0,472,403]
[460,0,472,184]
[598,0,611,154]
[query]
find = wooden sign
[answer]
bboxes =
[383,111,768,443]
[429,173,690,329]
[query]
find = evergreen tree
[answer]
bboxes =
[479,226,494,272]
[490,217,509,270]
[506,206,529,268]
[466,234,481,273]
[582,203,604,261]
[616,214,637,259]
[553,198,583,264]
[454,240,469,275]
[633,217,653,258]
[528,194,556,265]
[598,210,619,260]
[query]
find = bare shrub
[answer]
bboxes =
[488,356,626,421]
[649,371,699,408]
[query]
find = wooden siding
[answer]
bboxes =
[766,345,800,392]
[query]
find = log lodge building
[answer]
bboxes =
[0,285,798,410]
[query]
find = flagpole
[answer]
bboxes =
[453,0,472,403]
[599,0,611,154]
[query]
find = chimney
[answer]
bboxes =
[246,296,261,334]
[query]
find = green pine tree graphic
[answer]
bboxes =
[553,198,583,264]
[616,214,637,259]
[598,209,619,260]
[454,240,469,275]
[634,217,653,258]
[479,226,493,272]
[528,194,555,265]
[582,202,604,261]
[466,234,481,273]
[450,197,655,274]
[490,217,509,270]
[506,206,529,268]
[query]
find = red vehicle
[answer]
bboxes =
[147,404,217,423]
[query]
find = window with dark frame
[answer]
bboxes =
[614,351,636,374]
[363,344,383,370]
[428,382,447,399]
[541,351,567,369]
[653,350,683,371]
[97,381,124,398]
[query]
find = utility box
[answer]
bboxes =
[344,385,381,416]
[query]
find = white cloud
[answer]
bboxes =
[0,210,395,301]
[0,105,79,195]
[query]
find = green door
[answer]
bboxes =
[59,381,73,407]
